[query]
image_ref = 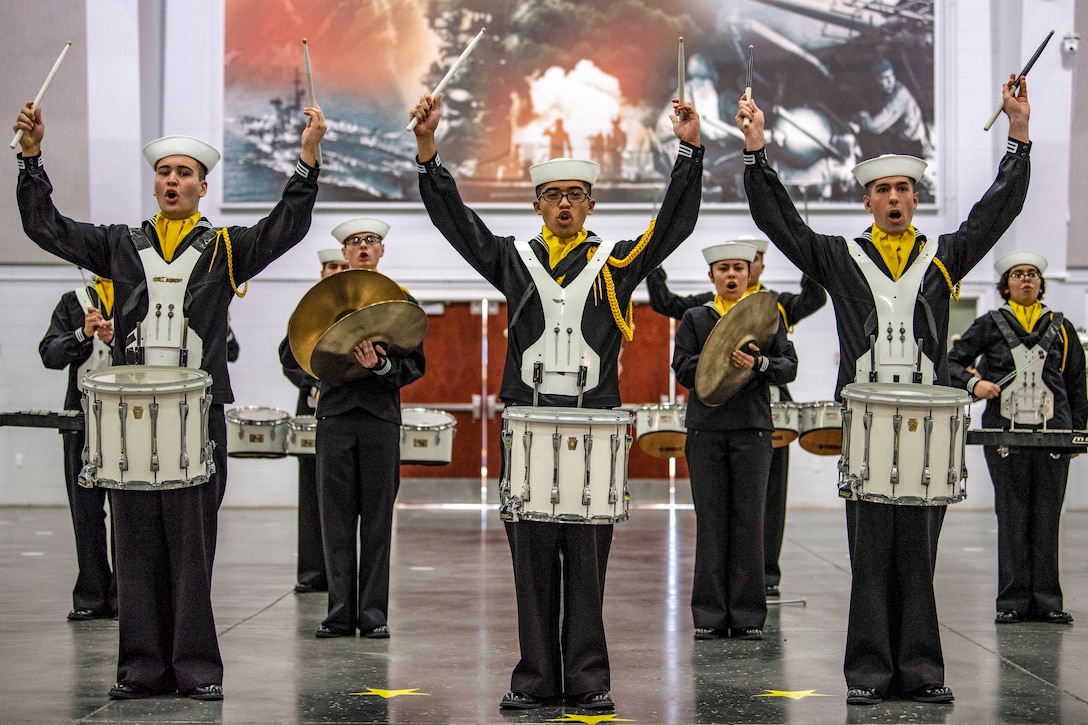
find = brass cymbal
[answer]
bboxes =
[288,269,410,379]
[694,291,780,406]
[309,300,428,385]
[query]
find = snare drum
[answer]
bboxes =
[770,402,800,448]
[79,366,213,490]
[838,383,971,506]
[634,403,686,458]
[286,415,317,456]
[225,406,290,458]
[400,408,456,465]
[798,401,843,455]
[500,406,632,524]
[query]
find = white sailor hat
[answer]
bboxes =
[995,251,1048,277]
[317,249,344,265]
[703,241,758,265]
[727,235,769,254]
[142,135,221,173]
[851,154,927,187]
[529,158,600,187]
[331,218,390,244]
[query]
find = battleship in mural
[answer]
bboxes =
[225,71,419,203]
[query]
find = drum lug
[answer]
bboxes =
[550,432,561,505]
[179,398,190,469]
[117,402,129,473]
[920,415,933,487]
[581,434,593,507]
[608,434,620,505]
[838,407,853,474]
[149,402,160,473]
[889,413,901,486]
[860,410,872,481]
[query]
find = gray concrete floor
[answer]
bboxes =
[0,501,1085,724]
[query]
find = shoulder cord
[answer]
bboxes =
[209,227,248,298]
[590,219,658,342]
[931,256,960,301]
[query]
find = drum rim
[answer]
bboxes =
[288,415,318,431]
[82,365,211,394]
[401,407,457,430]
[634,403,686,412]
[841,382,970,406]
[503,405,632,424]
[225,405,292,425]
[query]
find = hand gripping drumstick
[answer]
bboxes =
[743,45,754,129]
[406,27,486,132]
[984,29,1053,131]
[678,37,685,106]
[302,39,322,167]
[10,41,72,149]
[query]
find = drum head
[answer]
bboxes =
[637,431,687,459]
[503,406,632,425]
[289,415,317,431]
[82,365,210,393]
[799,428,842,455]
[841,382,970,407]
[226,406,291,424]
[771,430,798,448]
[402,408,456,430]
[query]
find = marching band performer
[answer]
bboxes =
[409,92,702,713]
[736,73,1031,705]
[13,100,326,701]
[672,241,797,641]
[949,251,1085,626]
[39,275,117,622]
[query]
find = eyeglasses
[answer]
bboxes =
[537,189,589,204]
[1008,270,1040,280]
[344,235,383,247]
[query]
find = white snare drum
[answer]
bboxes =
[287,415,317,456]
[798,401,843,455]
[225,406,290,458]
[400,408,456,466]
[838,383,971,506]
[500,406,632,524]
[770,402,800,448]
[634,403,686,458]
[79,366,213,490]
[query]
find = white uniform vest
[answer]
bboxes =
[74,287,114,391]
[127,242,205,367]
[994,305,1058,425]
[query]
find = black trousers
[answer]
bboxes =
[844,499,945,695]
[763,444,789,587]
[984,446,1069,615]
[111,405,226,693]
[295,454,327,589]
[61,429,116,615]
[316,410,399,633]
[506,520,613,698]
[685,428,771,630]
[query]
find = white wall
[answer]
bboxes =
[1,0,1084,511]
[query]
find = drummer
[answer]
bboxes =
[410,92,703,713]
[647,237,826,597]
[948,251,1085,625]
[672,241,797,641]
[736,73,1031,705]
[310,219,425,640]
[13,101,326,701]
[278,249,349,595]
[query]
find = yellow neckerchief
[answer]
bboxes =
[93,278,114,317]
[541,226,588,270]
[713,288,755,317]
[746,280,792,330]
[871,224,916,281]
[1008,300,1042,333]
[155,211,201,262]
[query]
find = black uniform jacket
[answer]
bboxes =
[39,287,106,410]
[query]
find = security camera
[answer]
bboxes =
[1064,31,1079,54]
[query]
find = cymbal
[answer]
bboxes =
[288,269,412,380]
[309,300,427,384]
[694,291,780,406]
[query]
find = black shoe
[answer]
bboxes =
[846,687,883,705]
[108,680,155,700]
[315,624,352,638]
[911,684,954,703]
[499,691,543,710]
[294,582,322,593]
[693,627,719,640]
[68,608,111,621]
[362,624,390,639]
[571,690,614,711]
[184,684,224,701]
[995,610,1022,624]
[735,627,763,640]
[1034,610,1073,624]
[765,584,781,597]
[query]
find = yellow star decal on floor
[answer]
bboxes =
[549,715,634,724]
[754,689,833,700]
[350,687,430,699]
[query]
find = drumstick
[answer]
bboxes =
[992,354,1045,390]
[743,45,754,129]
[677,37,685,106]
[10,41,72,149]
[406,27,486,132]
[302,38,322,166]
[984,29,1053,131]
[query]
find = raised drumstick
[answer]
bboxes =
[302,38,322,166]
[10,41,72,149]
[407,28,486,132]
